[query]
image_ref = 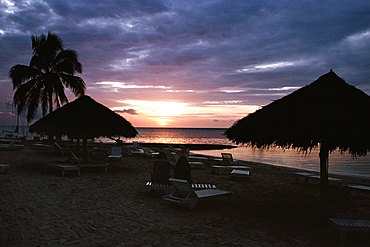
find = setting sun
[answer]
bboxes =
[151,101,189,117]
[156,118,172,126]
[109,99,260,128]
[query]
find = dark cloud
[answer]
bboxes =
[114,109,138,115]
[1,0,370,127]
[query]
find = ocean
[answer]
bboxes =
[1,126,370,179]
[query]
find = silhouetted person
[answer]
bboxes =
[151,152,171,184]
[174,155,192,183]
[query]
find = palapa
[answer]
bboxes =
[225,70,370,199]
[29,95,138,163]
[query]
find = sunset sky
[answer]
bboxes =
[1,0,370,128]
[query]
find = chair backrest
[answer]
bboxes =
[5,141,15,150]
[221,153,233,162]
[54,142,63,149]
[169,178,195,198]
[133,141,141,149]
[111,147,122,155]
[66,145,80,164]
[180,146,189,157]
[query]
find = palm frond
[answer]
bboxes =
[60,74,86,97]
[51,77,68,106]
[52,49,83,74]
[9,65,41,89]
[30,55,48,72]
[11,32,86,123]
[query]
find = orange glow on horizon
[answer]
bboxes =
[110,99,260,128]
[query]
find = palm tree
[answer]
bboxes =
[9,32,86,123]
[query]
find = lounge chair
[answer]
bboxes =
[211,165,251,175]
[54,142,68,156]
[142,147,159,158]
[92,147,106,161]
[171,153,205,168]
[132,141,142,149]
[32,142,53,149]
[328,217,370,244]
[221,153,239,165]
[44,163,80,177]
[189,161,205,168]
[343,186,370,214]
[0,140,23,150]
[0,141,16,151]
[145,181,216,194]
[293,172,342,185]
[0,164,10,174]
[231,169,251,180]
[123,145,144,156]
[162,178,232,209]
[66,145,80,163]
[108,147,122,160]
[67,146,108,173]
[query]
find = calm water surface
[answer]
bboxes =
[2,126,370,179]
[131,128,370,179]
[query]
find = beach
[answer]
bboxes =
[1,141,370,246]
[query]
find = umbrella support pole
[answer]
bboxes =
[319,145,329,202]
[83,138,88,164]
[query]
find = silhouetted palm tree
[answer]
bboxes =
[9,32,86,122]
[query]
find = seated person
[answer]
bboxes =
[174,155,192,183]
[151,152,171,184]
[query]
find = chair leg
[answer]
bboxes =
[187,199,198,209]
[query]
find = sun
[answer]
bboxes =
[116,99,190,126]
[156,118,172,126]
[152,101,186,117]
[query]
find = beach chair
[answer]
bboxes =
[44,163,80,177]
[65,146,108,173]
[221,153,239,165]
[132,141,143,149]
[189,161,205,169]
[211,165,251,175]
[328,217,370,244]
[142,147,159,158]
[66,145,80,164]
[0,141,16,151]
[0,140,24,150]
[54,142,67,156]
[162,178,232,209]
[124,145,145,156]
[145,181,217,194]
[171,153,205,168]
[231,169,251,180]
[108,147,122,160]
[31,142,53,149]
[0,164,10,174]
[343,186,370,214]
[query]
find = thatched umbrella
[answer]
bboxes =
[29,95,138,163]
[225,70,370,199]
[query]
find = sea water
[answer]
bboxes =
[1,126,370,179]
[130,128,370,179]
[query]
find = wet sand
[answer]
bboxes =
[1,141,370,246]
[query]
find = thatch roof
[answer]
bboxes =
[225,70,370,156]
[29,95,138,139]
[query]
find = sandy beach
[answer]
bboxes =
[1,141,370,246]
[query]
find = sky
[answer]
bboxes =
[1,0,370,128]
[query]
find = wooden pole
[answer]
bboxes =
[319,143,329,202]
[83,138,88,164]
